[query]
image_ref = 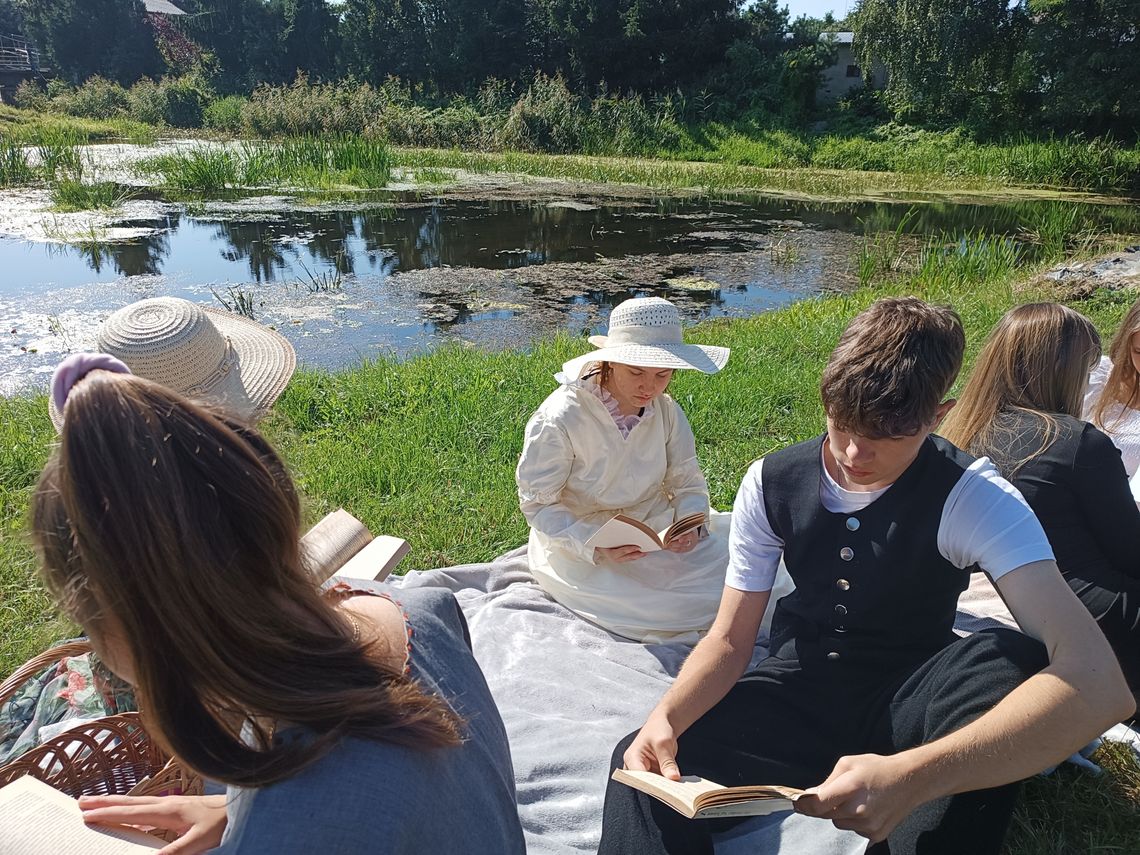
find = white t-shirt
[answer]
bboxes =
[726,446,1055,593]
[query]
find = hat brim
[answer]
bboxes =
[50,306,296,431]
[561,342,729,381]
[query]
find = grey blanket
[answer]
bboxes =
[389,549,1133,854]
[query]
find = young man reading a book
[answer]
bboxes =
[599,297,1135,854]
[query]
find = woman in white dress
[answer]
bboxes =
[1086,295,1140,477]
[515,297,731,643]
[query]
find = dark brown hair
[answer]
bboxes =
[941,303,1101,470]
[33,372,460,788]
[820,297,965,438]
[1092,294,1140,430]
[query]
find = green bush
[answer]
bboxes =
[204,95,247,134]
[12,80,48,112]
[242,76,387,137]
[497,74,585,153]
[586,94,683,156]
[51,76,129,119]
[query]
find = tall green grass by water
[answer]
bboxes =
[135,136,392,192]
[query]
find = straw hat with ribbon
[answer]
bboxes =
[559,297,729,381]
[49,297,296,430]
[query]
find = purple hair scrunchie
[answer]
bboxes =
[51,352,132,414]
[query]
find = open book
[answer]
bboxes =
[611,769,803,819]
[585,511,706,553]
[301,509,410,583]
[0,775,163,853]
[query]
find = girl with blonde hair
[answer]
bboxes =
[942,303,1139,699]
[33,354,524,854]
[1087,294,1140,477]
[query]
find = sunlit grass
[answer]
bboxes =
[135,136,392,192]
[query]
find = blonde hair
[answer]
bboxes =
[1092,295,1140,430]
[941,303,1101,471]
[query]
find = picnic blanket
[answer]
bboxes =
[389,548,1138,855]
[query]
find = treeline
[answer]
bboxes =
[5,0,1139,140]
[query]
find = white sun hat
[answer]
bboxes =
[49,297,296,429]
[559,297,729,381]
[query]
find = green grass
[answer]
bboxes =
[0,225,1137,850]
[49,179,133,212]
[135,136,392,193]
[0,104,154,145]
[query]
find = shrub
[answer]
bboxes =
[242,75,387,137]
[497,74,585,153]
[12,80,48,112]
[204,95,247,134]
[51,76,129,119]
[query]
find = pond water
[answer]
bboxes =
[2,182,1137,396]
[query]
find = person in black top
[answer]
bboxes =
[598,297,1134,855]
[942,302,1140,702]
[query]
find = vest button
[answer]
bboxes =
[839,547,854,561]
[834,604,848,616]
[836,578,851,591]
[845,517,860,531]
[827,652,841,661]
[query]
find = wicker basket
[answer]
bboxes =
[0,641,202,804]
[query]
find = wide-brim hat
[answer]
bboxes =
[49,297,296,430]
[560,296,729,381]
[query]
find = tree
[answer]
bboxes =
[1026,0,1140,137]
[853,0,1029,128]
[340,0,430,85]
[19,0,163,84]
[530,0,747,92]
[273,0,340,82]
[178,0,281,92]
[0,0,24,35]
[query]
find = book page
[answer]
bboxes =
[660,512,706,544]
[611,769,801,820]
[301,509,373,581]
[0,777,163,853]
[335,535,410,582]
[584,516,664,552]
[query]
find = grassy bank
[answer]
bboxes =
[7,75,1140,193]
[1,231,1138,850]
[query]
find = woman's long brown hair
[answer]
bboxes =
[1092,295,1140,430]
[32,372,460,788]
[940,303,1101,471]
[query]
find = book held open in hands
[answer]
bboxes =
[611,768,803,819]
[585,511,706,553]
[301,508,411,582]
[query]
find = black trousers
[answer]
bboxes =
[598,628,1048,855]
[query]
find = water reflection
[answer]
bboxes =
[5,195,1137,296]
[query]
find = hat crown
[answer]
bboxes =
[96,298,232,393]
[605,297,683,345]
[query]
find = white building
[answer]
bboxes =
[817,32,887,102]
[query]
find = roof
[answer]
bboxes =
[143,0,186,14]
[819,31,855,44]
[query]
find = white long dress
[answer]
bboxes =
[516,378,730,643]
[1084,355,1140,477]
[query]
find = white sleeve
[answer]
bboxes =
[662,400,711,520]
[937,457,1055,579]
[1083,354,1112,419]
[725,459,785,592]
[515,412,602,564]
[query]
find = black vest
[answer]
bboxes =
[762,434,976,673]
